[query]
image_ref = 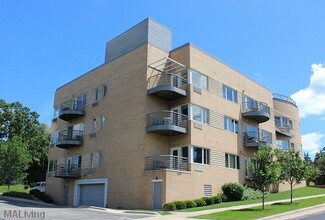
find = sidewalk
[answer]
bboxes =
[144,194,325,220]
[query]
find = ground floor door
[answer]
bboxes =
[152,181,163,210]
[80,184,105,207]
[63,185,69,206]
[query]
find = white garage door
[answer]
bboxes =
[80,184,105,207]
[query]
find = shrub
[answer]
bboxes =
[221,183,245,201]
[34,192,54,204]
[212,194,223,204]
[221,194,228,202]
[194,198,206,207]
[2,191,33,200]
[184,200,196,208]
[24,185,29,190]
[202,197,214,205]
[242,187,263,200]
[29,189,40,195]
[162,202,176,211]
[174,201,186,210]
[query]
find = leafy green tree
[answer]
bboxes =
[304,163,321,186]
[249,146,281,210]
[304,153,312,165]
[0,99,50,184]
[315,155,325,185]
[0,137,32,191]
[314,147,325,164]
[276,149,306,203]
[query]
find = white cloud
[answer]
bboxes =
[291,63,325,118]
[302,132,324,158]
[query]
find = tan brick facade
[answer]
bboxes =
[46,18,303,210]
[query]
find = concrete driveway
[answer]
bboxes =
[0,196,154,220]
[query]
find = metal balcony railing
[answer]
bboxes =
[145,155,189,171]
[58,130,83,142]
[242,101,270,123]
[54,164,81,178]
[273,93,297,107]
[147,73,188,91]
[147,73,188,100]
[244,130,273,148]
[274,117,293,137]
[56,130,83,149]
[147,110,188,135]
[59,100,86,121]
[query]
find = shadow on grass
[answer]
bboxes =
[271,202,298,206]
[233,208,266,212]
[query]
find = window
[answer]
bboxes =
[276,140,289,150]
[223,85,237,103]
[190,69,208,90]
[48,160,57,172]
[101,115,106,128]
[50,131,58,144]
[94,88,99,102]
[90,152,94,167]
[191,105,209,124]
[103,85,108,97]
[225,153,240,169]
[92,118,97,133]
[75,94,87,109]
[224,116,238,133]
[245,158,256,179]
[193,147,210,165]
[73,122,84,131]
[275,116,290,128]
[204,184,212,197]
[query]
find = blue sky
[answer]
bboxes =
[1,1,324,158]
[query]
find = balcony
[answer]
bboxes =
[59,100,86,121]
[242,101,270,123]
[145,155,189,171]
[273,93,297,107]
[244,130,273,148]
[275,119,293,138]
[54,164,81,179]
[147,110,188,136]
[147,73,188,100]
[56,130,83,149]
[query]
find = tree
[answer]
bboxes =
[0,137,32,191]
[276,149,306,203]
[0,99,50,184]
[304,163,321,186]
[304,153,312,165]
[315,155,325,185]
[314,147,325,164]
[249,146,281,210]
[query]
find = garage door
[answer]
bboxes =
[80,184,105,207]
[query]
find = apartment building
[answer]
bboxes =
[46,18,302,210]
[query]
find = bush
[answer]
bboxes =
[194,198,206,207]
[2,191,33,200]
[174,201,186,210]
[184,200,196,208]
[34,192,53,204]
[221,183,245,201]
[24,185,29,190]
[242,187,263,200]
[221,194,228,202]
[212,194,223,204]
[202,197,214,205]
[162,202,176,211]
[29,189,40,195]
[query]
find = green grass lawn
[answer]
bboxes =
[0,184,29,193]
[194,196,325,219]
[180,186,325,212]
